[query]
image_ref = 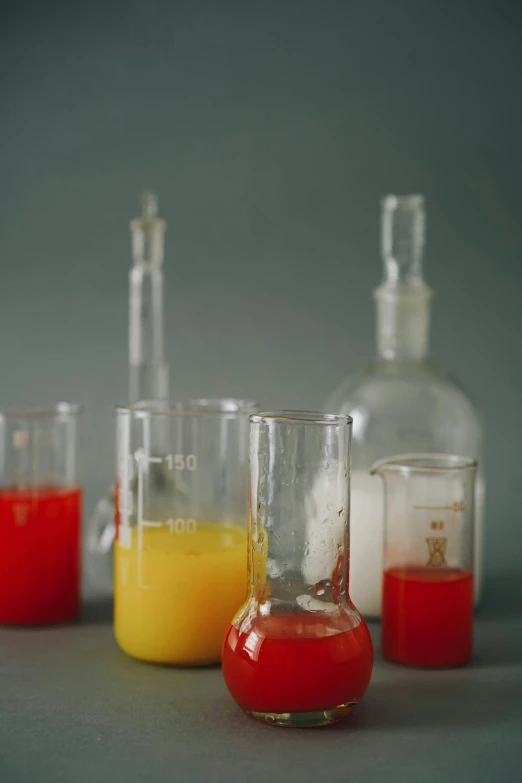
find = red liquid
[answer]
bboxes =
[382,567,473,667]
[0,487,82,625]
[222,612,373,714]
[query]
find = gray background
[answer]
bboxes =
[1,2,522,781]
[3,0,521,575]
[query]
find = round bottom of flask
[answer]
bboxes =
[244,702,357,728]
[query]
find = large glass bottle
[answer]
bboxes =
[323,195,485,618]
[85,192,169,593]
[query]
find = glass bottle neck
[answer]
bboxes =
[128,192,169,402]
[374,283,432,362]
[128,264,169,402]
[376,195,431,362]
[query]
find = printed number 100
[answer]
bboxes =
[166,518,197,534]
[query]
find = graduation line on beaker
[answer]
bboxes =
[136,450,162,591]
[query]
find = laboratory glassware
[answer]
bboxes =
[86,191,169,593]
[0,403,82,625]
[114,398,258,665]
[323,194,484,618]
[372,453,476,667]
[222,411,373,728]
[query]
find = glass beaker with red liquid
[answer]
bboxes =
[0,404,83,625]
[222,411,373,727]
[372,454,476,667]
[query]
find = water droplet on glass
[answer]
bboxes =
[314,579,331,596]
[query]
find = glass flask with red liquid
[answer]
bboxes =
[0,404,82,626]
[222,411,373,728]
[372,453,476,667]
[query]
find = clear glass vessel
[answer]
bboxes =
[222,411,373,728]
[114,398,257,665]
[0,403,82,625]
[323,195,485,618]
[85,192,169,593]
[373,453,476,667]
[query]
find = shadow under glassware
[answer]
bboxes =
[222,411,374,727]
[81,593,114,625]
[113,398,258,666]
[341,675,522,733]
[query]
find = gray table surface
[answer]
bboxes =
[1,574,521,783]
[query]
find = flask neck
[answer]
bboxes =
[374,283,432,362]
[246,414,352,613]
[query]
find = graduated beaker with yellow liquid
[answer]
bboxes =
[114,399,258,665]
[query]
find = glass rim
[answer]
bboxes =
[0,402,83,420]
[249,410,353,426]
[371,453,478,475]
[381,193,424,211]
[116,398,260,417]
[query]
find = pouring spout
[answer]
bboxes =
[370,453,478,476]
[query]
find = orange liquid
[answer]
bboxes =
[222,612,373,714]
[382,567,473,666]
[114,523,247,664]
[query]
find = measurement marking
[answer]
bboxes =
[426,537,448,567]
[119,525,132,549]
[414,505,452,511]
[165,453,198,471]
[133,450,162,465]
[137,454,144,586]
[166,517,197,534]
[13,430,29,449]
[141,520,162,527]
[414,501,465,512]
[137,455,160,590]
[121,558,129,587]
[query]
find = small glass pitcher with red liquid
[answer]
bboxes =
[372,454,477,667]
[0,403,82,626]
[222,411,373,727]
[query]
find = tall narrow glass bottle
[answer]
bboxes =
[323,195,485,618]
[128,191,169,402]
[85,192,169,593]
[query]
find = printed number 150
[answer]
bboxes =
[165,454,197,471]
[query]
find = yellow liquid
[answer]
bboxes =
[114,523,247,665]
